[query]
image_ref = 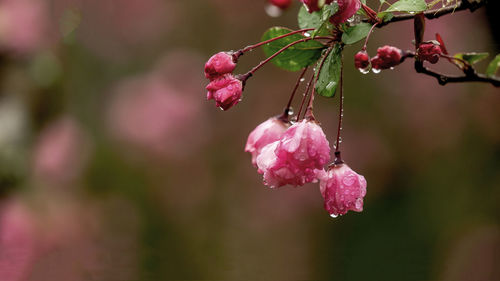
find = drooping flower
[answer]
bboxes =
[417,41,442,64]
[204,52,237,80]
[206,74,243,110]
[319,164,367,217]
[330,0,361,25]
[245,117,289,166]
[256,119,331,188]
[371,45,403,70]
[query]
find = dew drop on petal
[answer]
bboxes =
[330,213,338,218]
[372,68,381,74]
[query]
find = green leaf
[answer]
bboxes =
[454,52,489,65]
[297,4,338,37]
[261,27,326,72]
[385,0,428,12]
[377,12,394,22]
[486,54,500,77]
[342,22,372,45]
[315,44,343,98]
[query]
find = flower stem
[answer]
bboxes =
[238,28,315,55]
[280,67,308,121]
[335,54,344,156]
[361,22,378,51]
[295,72,315,122]
[239,36,333,85]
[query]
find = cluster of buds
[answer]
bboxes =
[204,52,243,110]
[354,45,403,73]
[245,115,367,217]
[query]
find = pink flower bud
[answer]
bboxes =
[417,42,442,64]
[256,120,330,187]
[204,52,237,80]
[371,45,402,70]
[206,74,243,111]
[319,164,367,217]
[330,0,361,25]
[269,0,292,9]
[354,51,370,69]
[245,117,289,166]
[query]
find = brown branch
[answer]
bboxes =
[414,61,500,86]
[365,0,488,27]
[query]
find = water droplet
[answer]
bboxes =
[304,32,311,38]
[325,81,337,91]
[408,11,416,15]
[288,107,294,115]
[390,67,395,70]
[330,214,338,218]
[372,68,381,74]
[300,78,305,82]
[264,4,282,17]
[358,67,370,74]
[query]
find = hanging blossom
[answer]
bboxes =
[318,163,367,217]
[256,119,330,188]
[245,117,290,166]
[330,0,361,25]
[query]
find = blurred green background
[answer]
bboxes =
[0,0,499,280]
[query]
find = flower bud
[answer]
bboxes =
[417,42,442,64]
[354,51,370,70]
[371,45,402,70]
[256,119,330,188]
[204,52,237,80]
[319,164,367,217]
[245,117,289,166]
[206,74,243,110]
[330,0,361,25]
[269,0,292,9]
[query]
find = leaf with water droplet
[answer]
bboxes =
[384,0,427,13]
[261,27,326,72]
[297,4,338,38]
[315,44,342,98]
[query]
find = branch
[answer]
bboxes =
[366,0,488,27]
[414,60,500,87]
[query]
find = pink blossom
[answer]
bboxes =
[256,120,330,188]
[204,52,237,80]
[330,0,361,25]
[417,42,442,64]
[206,74,243,111]
[245,117,289,166]
[32,118,89,185]
[0,201,37,281]
[319,164,367,217]
[0,0,49,54]
[371,45,403,70]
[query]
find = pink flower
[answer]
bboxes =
[206,74,243,111]
[417,42,442,64]
[330,0,361,25]
[354,50,370,69]
[371,45,403,70]
[301,0,333,13]
[32,117,90,185]
[269,0,293,9]
[256,119,331,188]
[319,164,367,217]
[0,201,37,281]
[0,0,49,54]
[204,52,237,80]
[245,117,289,166]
